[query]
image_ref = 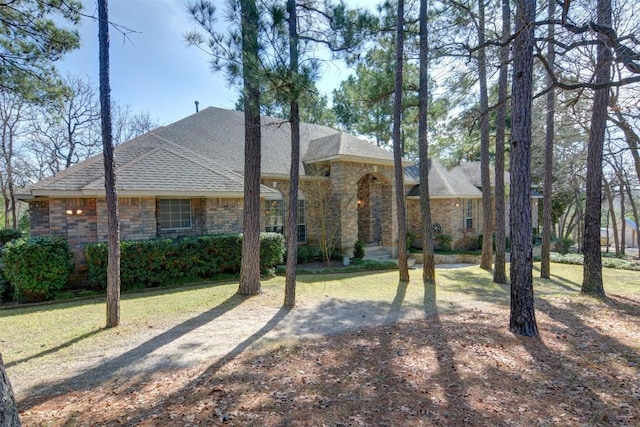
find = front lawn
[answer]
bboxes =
[2,262,639,426]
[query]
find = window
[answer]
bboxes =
[264,199,284,234]
[264,198,306,242]
[158,199,192,230]
[297,200,306,243]
[464,199,473,229]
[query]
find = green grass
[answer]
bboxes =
[1,262,638,370]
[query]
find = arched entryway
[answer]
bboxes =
[357,173,392,245]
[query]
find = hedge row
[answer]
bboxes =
[550,253,640,271]
[2,237,74,302]
[85,233,285,291]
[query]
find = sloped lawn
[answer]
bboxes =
[3,263,639,426]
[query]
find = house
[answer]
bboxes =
[17,107,519,280]
[624,218,639,249]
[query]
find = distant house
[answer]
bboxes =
[620,218,639,249]
[17,107,531,279]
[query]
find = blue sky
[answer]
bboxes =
[57,0,370,125]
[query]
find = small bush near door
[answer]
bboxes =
[353,240,365,259]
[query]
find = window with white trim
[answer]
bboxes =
[158,199,192,230]
[264,198,306,243]
[264,199,284,234]
[297,199,306,243]
[464,199,473,229]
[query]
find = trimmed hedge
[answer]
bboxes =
[0,229,21,247]
[2,237,74,302]
[85,233,285,291]
[0,229,22,302]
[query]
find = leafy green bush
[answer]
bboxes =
[435,234,453,251]
[260,233,285,270]
[406,232,416,250]
[86,233,285,291]
[554,238,574,255]
[297,246,310,263]
[2,237,74,302]
[0,229,21,247]
[353,240,365,259]
[0,229,22,302]
[0,269,9,303]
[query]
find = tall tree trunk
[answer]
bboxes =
[393,0,409,283]
[0,355,20,426]
[603,177,619,255]
[284,0,299,307]
[509,0,538,337]
[478,0,493,271]
[609,107,640,184]
[493,0,510,284]
[238,0,262,296]
[419,0,435,284]
[582,0,611,297]
[541,0,556,279]
[98,0,121,328]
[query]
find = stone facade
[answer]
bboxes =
[327,161,396,255]
[28,160,531,286]
[407,198,481,246]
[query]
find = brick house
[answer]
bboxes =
[17,107,523,277]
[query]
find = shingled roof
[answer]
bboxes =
[405,160,482,198]
[451,161,510,190]
[17,107,472,200]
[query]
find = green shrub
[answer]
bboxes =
[18,212,30,234]
[260,232,285,271]
[554,237,574,255]
[85,233,285,291]
[434,234,453,251]
[297,246,310,263]
[0,269,9,303]
[0,229,21,247]
[406,232,416,250]
[454,236,481,251]
[2,237,73,302]
[0,230,20,303]
[353,240,365,259]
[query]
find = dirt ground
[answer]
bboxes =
[12,278,640,426]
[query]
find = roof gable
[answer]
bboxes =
[304,132,397,165]
[405,160,482,198]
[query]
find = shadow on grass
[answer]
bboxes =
[441,269,510,306]
[18,292,251,410]
[386,281,409,324]
[600,294,640,318]
[6,329,104,369]
[19,270,640,425]
[295,270,393,284]
[117,306,292,425]
[0,279,237,314]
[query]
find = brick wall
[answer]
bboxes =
[96,197,157,241]
[205,197,244,234]
[29,200,50,236]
